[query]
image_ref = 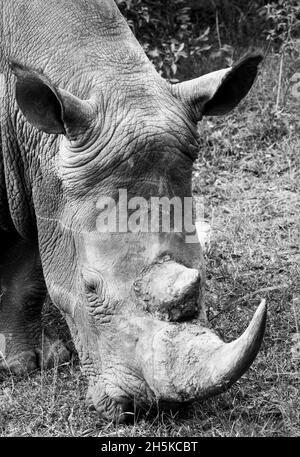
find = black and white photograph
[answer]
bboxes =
[0,0,299,440]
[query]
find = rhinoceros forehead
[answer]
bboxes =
[95,76,198,147]
[59,102,197,191]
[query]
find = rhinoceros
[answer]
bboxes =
[0,0,266,421]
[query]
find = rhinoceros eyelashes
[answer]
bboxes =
[10,60,95,139]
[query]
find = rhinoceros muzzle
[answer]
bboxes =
[136,299,266,404]
[132,261,267,405]
[84,259,266,420]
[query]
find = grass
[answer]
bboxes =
[0,52,299,437]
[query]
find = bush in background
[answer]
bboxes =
[115,0,269,79]
[115,0,300,80]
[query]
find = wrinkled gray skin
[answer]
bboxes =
[0,0,266,421]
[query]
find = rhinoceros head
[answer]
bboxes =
[10,52,266,421]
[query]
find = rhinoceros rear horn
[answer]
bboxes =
[172,52,263,120]
[10,61,95,139]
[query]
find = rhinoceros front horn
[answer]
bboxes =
[138,300,267,403]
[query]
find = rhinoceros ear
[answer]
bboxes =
[172,53,262,119]
[10,61,95,138]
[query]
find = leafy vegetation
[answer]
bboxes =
[261,0,300,54]
[115,0,299,81]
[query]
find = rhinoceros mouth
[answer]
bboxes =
[137,300,267,404]
[85,300,266,422]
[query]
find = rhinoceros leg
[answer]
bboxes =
[0,232,70,374]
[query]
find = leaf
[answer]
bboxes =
[197,27,210,41]
[197,45,212,52]
[177,42,185,52]
[148,48,160,58]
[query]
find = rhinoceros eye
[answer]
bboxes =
[82,268,104,297]
[82,269,113,321]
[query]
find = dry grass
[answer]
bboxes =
[0,53,299,437]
